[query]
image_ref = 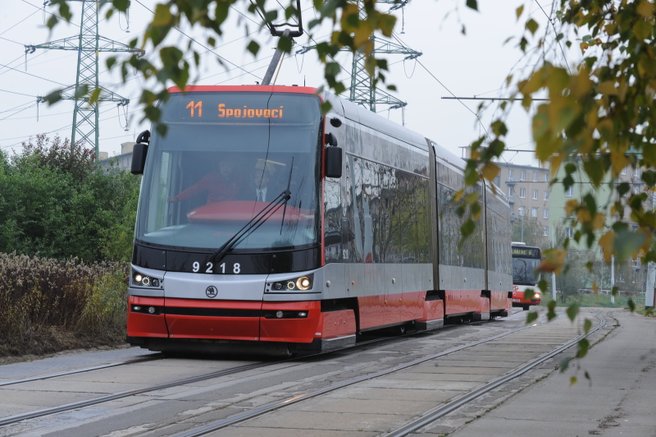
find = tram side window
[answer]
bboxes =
[436,164,485,269]
[324,180,342,262]
[346,154,429,264]
[486,203,512,276]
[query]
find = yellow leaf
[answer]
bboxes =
[549,153,564,176]
[592,282,600,294]
[577,208,591,223]
[565,199,579,215]
[481,162,500,182]
[598,231,615,263]
[572,67,593,97]
[538,249,566,274]
[610,150,630,177]
[353,22,374,47]
[598,81,618,96]
[637,0,655,17]
[592,213,605,230]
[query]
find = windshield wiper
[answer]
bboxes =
[208,189,291,265]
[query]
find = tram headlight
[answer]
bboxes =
[269,274,314,292]
[296,276,312,291]
[131,269,163,289]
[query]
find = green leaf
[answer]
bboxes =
[89,87,102,105]
[466,0,478,11]
[560,356,572,372]
[525,18,539,35]
[460,219,475,239]
[570,375,577,385]
[547,300,557,321]
[627,298,635,312]
[526,311,538,324]
[566,303,579,322]
[583,318,592,334]
[112,0,130,11]
[577,338,590,358]
[247,40,260,56]
[152,4,173,27]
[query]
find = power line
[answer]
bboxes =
[0,60,68,86]
[442,96,549,102]
[534,0,571,74]
[0,8,40,37]
[0,88,35,98]
[133,0,262,82]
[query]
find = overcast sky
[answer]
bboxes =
[0,1,566,165]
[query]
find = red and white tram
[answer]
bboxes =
[127,85,512,353]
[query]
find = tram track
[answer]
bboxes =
[382,310,614,436]
[168,315,545,436]
[165,310,613,437]
[0,314,528,434]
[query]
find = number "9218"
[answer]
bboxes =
[191,261,241,274]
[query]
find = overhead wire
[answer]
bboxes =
[533,0,571,74]
[133,0,262,82]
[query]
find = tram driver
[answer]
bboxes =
[169,158,239,204]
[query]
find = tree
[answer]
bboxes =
[0,136,139,262]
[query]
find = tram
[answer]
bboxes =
[511,242,542,310]
[127,85,512,353]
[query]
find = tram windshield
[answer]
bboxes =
[511,245,541,286]
[135,91,321,251]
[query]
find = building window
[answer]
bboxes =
[544,190,549,200]
[565,227,573,238]
[543,209,549,219]
[532,190,538,200]
[531,207,538,218]
[544,173,549,182]
[518,207,525,217]
[508,169,513,181]
[519,187,526,198]
[520,170,526,181]
[508,186,514,197]
[565,186,573,198]
[543,227,549,237]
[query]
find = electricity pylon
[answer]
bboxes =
[25,0,144,158]
[349,0,420,113]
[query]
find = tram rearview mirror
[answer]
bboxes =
[131,143,148,175]
[325,147,342,178]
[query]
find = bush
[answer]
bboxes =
[0,253,128,357]
[0,135,139,263]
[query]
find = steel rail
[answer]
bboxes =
[0,354,161,388]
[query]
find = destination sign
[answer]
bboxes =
[162,92,320,126]
[512,246,541,258]
[185,100,285,120]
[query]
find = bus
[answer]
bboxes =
[511,242,542,310]
[126,85,513,354]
